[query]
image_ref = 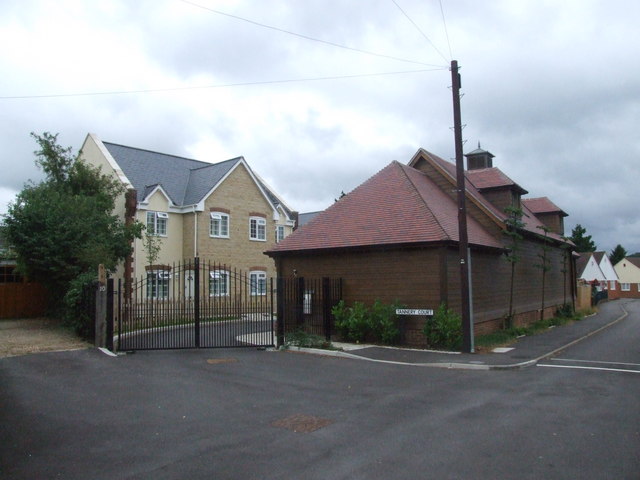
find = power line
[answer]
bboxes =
[439,0,453,60]
[179,0,445,68]
[391,0,449,63]
[0,68,446,100]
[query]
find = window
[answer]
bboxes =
[209,270,229,297]
[610,281,616,291]
[250,217,266,241]
[250,271,267,296]
[147,270,170,299]
[209,212,229,238]
[275,225,285,243]
[621,283,630,291]
[146,211,168,236]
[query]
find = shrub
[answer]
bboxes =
[285,330,332,349]
[422,303,462,351]
[368,299,401,344]
[332,299,403,345]
[555,303,574,319]
[62,272,97,339]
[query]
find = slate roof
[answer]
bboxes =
[102,142,288,214]
[298,211,321,227]
[268,160,504,254]
[522,197,568,216]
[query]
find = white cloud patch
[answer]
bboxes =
[1,0,639,254]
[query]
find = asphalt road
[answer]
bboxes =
[1,302,639,479]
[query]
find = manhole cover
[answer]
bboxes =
[206,358,237,365]
[271,414,333,433]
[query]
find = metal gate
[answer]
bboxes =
[112,258,274,351]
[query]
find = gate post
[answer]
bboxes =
[194,257,200,348]
[105,278,114,351]
[276,277,285,348]
[95,264,107,348]
[322,277,332,342]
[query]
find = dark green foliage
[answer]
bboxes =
[285,330,333,349]
[368,300,402,344]
[555,303,574,318]
[570,224,596,253]
[2,132,143,318]
[62,272,97,338]
[422,303,462,351]
[609,244,627,266]
[332,299,402,344]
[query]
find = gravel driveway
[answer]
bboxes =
[0,318,90,358]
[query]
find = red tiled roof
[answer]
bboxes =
[267,161,503,254]
[416,149,569,244]
[522,197,567,216]
[467,167,527,194]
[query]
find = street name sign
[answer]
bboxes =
[395,309,434,316]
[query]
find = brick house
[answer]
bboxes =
[80,134,295,295]
[613,257,640,298]
[267,147,575,343]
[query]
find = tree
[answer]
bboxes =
[503,205,525,327]
[2,132,142,314]
[570,224,596,253]
[535,225,552,321]
[609,244,627,266]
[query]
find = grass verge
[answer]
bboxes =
[475,307,596,352]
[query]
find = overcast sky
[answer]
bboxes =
[1,0,639,254]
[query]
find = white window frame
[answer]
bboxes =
[146,270,170,299]
[275,225,285,243]
[209,212,230,238]
[250,271,267,296]
[146,211,168,236]
[209,270,229,297]
[610,281,616,291]
[250,217,266,241]
[621,283,631,291]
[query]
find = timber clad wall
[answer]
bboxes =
[0,282,48,318]
[277,238,571,346]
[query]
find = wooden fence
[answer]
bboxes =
[0,282,48,319]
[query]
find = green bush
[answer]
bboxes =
[285,330,332,349]
[368,299,401,344]
[62,272,97,339]
[422,303,462,350]
[555,303,575,319]
[332,299,402,345]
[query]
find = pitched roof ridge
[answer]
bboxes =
[188,156,243,172]
[397,162,450,241]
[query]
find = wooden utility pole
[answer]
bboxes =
[450,60,473,353]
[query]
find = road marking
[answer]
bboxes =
[537,364,640,374]
[549,358,640,367]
